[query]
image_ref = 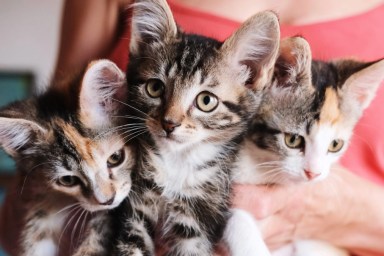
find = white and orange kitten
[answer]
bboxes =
[227,37,384,256]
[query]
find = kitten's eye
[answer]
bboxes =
[58,176,80,187]
[146,79,164,98]
[328,139,344,153]
[196,91,218,112]
[107,149,125,168]
[284,133,305,149]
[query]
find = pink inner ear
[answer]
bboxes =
[274,37,312,88]
[79,60,127,129]
[274,60,292,86]
[97,64,127,103]
[346,61,384,109]
[100,67,120,84]
[279,48,297,67]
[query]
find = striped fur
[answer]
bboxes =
[114,0,280,255]
[0,60,133,256]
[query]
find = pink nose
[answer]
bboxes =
[304,170,320,180]
[161,119,181,134]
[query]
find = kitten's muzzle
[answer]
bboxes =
[161,119,181,134]
[304,170,320,180]
[93,192,116,206]
[99,195,115,205]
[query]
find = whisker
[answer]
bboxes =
[252,167,286,183]
[58,206,82,249]
[120,125,148,136]
[109,127,148,149]
[252,161,282,167]
[79,211,89,240]
[20,161,56,196]
[94,125,135,139]
[111,115,147,121]
[123,130,148,144]
[53,203,81,216]
[119,126,148,136]
[71,209,87,250]
[110,98,151,118]
[94,122,147,140]
[97,124,146,139]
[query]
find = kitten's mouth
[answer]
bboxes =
[152,129,184,143]
[82,201,120,212]
[159,133,183,143]
[148,124,186,144]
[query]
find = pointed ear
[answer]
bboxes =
[340,59,384,110]
[274,37,312,87]
[0,116,46,157]
[79,59,127,129]
[221,11,280,91]
[130,0,178,55]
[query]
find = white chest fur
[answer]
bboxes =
[150,142,223,198]
[234,140,278,184]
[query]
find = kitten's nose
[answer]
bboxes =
[161,119,181,134]
[304,170,320,180]
[93,192,116,205]
[99,194,115,205]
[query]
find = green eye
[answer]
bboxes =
[107,149,125,168]
[196,91,219,112]
[146,79,164,98]
[58,176,80,187]
[284,133,304,149]
[328,139,344,153]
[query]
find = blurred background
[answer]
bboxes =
[0,0,63,254]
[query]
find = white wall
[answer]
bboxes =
[0,0,63,91]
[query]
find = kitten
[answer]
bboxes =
[230,36,384,256]
[113,0,280,255]
[0,60,134,256]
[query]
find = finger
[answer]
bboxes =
[232,184,299,219]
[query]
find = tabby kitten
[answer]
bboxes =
[0,60,133,256]
[114,0,280,255]
[231,36,384,255]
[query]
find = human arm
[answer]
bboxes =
[232,164,384,256]
[53,0,132,82]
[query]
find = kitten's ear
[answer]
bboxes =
[130,0,178,55]
[274,37,312,87]
[221,11,280,91]
[339,59,384,110]
[79,59,127,129]
[0,114,46,157]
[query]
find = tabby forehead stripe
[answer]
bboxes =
[54,129,81,166]
[223,101,244,116]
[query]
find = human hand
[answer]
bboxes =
[232,165,384,255]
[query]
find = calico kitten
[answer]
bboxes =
[231,37,384,255]
[114,0,280,255]
[0,60,133,256]
[236,38,384,184]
